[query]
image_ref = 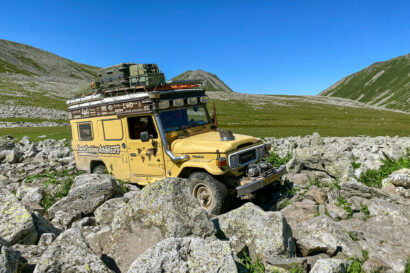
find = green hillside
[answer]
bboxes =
[319,54,410,112]
[171,69,233,92]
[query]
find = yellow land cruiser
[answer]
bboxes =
[67,64,285,214]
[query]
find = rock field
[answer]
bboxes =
[0,133,409,273]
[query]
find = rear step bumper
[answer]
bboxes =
[236,165,287,197]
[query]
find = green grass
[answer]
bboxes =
[210,97,410,137]
[25,169,83,209]
[0,117,67,123]
[0,59,35,76]
[266,151,293,168]
[336,196,353,218]
[0,126,71,141]
[320,54,410,112]
[358,150,410,188]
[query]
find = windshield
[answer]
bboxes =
[160,105,210,133]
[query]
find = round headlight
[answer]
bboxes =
[158,100,170,109]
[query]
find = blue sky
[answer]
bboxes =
[1,0,409,95]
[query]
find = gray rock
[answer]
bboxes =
[311,132,322,146]
[382,168,410,189]
[326,203,349,220]
[0,136,15,152]
[33,228,113,273]
[51,210,82,230]
[127,237,237,273]
[289,146,353,180]
[0,237,20,273]
[13,244,46,272]
[72,217,96,228]
[291,215,362,258]
[94,198,125,226]
[47,174,123,223]
[310,259,347,273]
[2,149,23,164]
[214,202,295,261]
[102,178,215,272]
[305,187,328,204]
[362,256,392,273]
[37,233,56,247]
[0,188,37,245]
[31,211,60,239]
[280,198,318,224]
[16,183,43,205]
[266,256,308,273]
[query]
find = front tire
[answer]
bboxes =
[188,172,227,215]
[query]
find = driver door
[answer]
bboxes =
[126,116,165,183]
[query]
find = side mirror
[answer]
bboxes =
[140,131,149,142]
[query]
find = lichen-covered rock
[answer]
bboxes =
[94,197,125,225]
[291,215,362,258]
[382,168,410,189]
[310,259,347,273]
[280,198,318,224]
[0,237,20,273]
[111,177,215,237]
[0,188,37,245]
[127,237,237,273]
[33,228,113,273]
[0,136,15,152]
[47,174,123,224]
[214,202,296,261]
[31,212,61,238]
[101,178,215,272]
[1,149,23,164]
[12,244,47,273]
[289,146,353,180]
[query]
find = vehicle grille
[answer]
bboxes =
[239,149,257,165]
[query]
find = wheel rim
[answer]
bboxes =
[193,183,214,211]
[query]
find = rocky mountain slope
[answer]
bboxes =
[1,134,409,272]
[0,39,99,111]
[171,69,234,92]
[319,53,410,112]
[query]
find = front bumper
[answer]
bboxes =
[236,165,287,197]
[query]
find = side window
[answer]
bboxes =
[127,116,158,140]
[102,119,123,141]
[78,122,93,141]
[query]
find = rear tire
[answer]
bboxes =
[188,172,227,215]
[92,164,107,174]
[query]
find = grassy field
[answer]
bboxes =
[210,97,410,137]
[1,95,409,140]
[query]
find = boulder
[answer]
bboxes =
[0,237,20,273]
[305,187,328,204]
[326,203,349,220]
[33,228,113,273]
[362,256,392,273]
[214,202,296,261]
[2,149,23,164]
[0,136,15,152]
[382,168,410,189]
[310,259,347,273]
[289,146,353,180]
[37,233,56,247]
[291,215,362,258]
[0,188,37,245]
[280,198,318,224]
[94,197,125,226]
[13,244,47,273]
[127,237,237,273]
[47,174,123,225]
[100,178,215,272]
[31,212,61,238]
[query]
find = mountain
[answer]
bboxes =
[319,54,410,112]
[171,69,234,92]
[0,39,99,106]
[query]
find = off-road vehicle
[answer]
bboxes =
[67,63,285,214]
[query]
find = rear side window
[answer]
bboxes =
[102,119,123,140]
[78,122,93,141]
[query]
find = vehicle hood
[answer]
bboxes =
[170,131,260,154]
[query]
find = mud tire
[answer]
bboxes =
[188,172,227,215]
